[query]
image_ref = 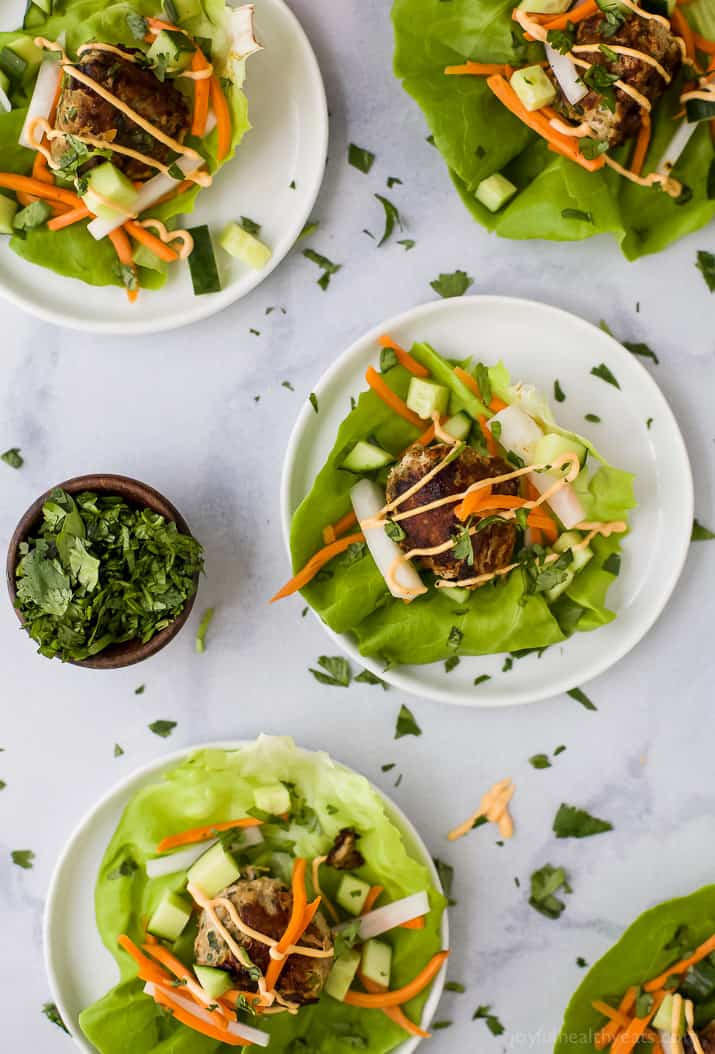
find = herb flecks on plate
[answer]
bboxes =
[529,863,572,919]
[395,703,422,738]
[553,803,613,838]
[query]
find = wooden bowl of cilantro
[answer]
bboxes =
[6,475,203,669]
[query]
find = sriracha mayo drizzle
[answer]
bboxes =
[448,779,516,841]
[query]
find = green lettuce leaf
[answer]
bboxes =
[556,885,715,1052]
[391,0,715,258]
[289,350,635,666]
[80,739,445,1054]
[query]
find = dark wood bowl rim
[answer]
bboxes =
[6,473,199,670]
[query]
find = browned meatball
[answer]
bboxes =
[194,877,333,1006]
[52,48,190,180]
[385,444,519,582]
[554,12,681,147]
[694,1022,715,1054]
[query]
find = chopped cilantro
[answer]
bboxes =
[113,743,124,757]
[553,803,613,838]
[348,143,375,174]
[149,720,177,738]
[1,447,23,468]
[195,607,214,653]
[447,625,463,650]
[473,674,491,686]
[602,552,621,575]
[374,194,402,246]
[445,655,460,673]
[395,703,421,738]
[529,863,572,919]
[567,686,597,710]
[529,753,551,769]
[473,1005,505,1035]
[561,208,593,224]
[624,341,658,364]
[445,982,465,993]
[502,656,513,672]
[303,249,341,290]
[282,380,295,391]
[42,1003,69,1034]
[433,857,456,904]
[239,216,261,236]
[309,392,319,413]
[553,379,566,402]
[12,849,35,869]
[591,363,620,388]
[355,668,388,689]
[381,762,396,772]
[576,957,588,968]
[585,413,601,423]
[397,238,415,250]
[692,519,715,541]
[387,176,402,187]
[696,250,715,292]
[309,655,351,687]
[430,270,474,298]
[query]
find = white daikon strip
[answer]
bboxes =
[229,4,263,63]
[337,892,430,942]
[87,155,204,240]
[655,120,697,175]
[526,469,584,529]
[145,826,263,879]
[350,479,426,602]
[143,983,270,1046]
[0,83,11,114]
[19,56,62,148]
[545,43,587,105]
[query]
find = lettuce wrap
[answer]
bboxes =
[0,0,251,291]
[556,885,715,1053]
[288,342,636,667]
[391,0,715,259]
[79,737,446,1054]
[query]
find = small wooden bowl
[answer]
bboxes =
[6,474,200,670]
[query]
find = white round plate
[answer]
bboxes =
[0,0,328,334]
[44,740,449,1054]
[281,296,693,708]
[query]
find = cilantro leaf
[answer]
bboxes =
[623,341,659,364]
[149,720,177,738]
[567,686,597,710]
[114,743,124,757]
[561,209,593,224]
[395,703,421,738]
[309,392,319,413]
[348,143,375,174]
[692,518,715,541]
[553,803,613,838]
[433,857,456,904]
[529,753,551,769]
[397,239,415,250]
[239,216,261,236]
[195,607,214,653]
[590,363,620,388]
[445,655,460,673]
[430,270,474,298]
[42,1003,69,1034]
[473,674,491,686]
[1,447,23,468]
[374,194,402,246]
[355,669,388,689]
[303,249,341,290]
[12,849,35,869]
[529,863,572,919]
[553,379,566,402]
[309,655,351,687]
[696,250,715,292]
[579,138,609,161]
[473,1005,505,1035]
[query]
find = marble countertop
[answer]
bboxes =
[1,0,714,1049]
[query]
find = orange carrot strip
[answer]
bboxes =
[0,173,82,207]
[366,366,426,429]
[595,987,638,1050]
[143,943,231,1022]
[479,416,499,456]
[490,395,508,411]
[359,972,431,1038]
[322,510,359,546]
[362,886,384,914]
[108,227,138,303]
[611,991,665,1054]
[672,9,696,61]
[445,61,510,76]
[124,219,179,263]
[152,985,250,1046]
[694,32,715,54]
[343,952,449,1008]
[156,817,262,853]
[264,860,310,992]
[118,934,173,986]
[542,0,598,29]
[645,934,715,992]
[148,179,194,210]
[270,531,366,603]
[191,50,211,137]
[631,114,651,176]
[48,204,91,232]
[486,75,606,173]
[399,916,426,930]
[32,151,53,184]
[378,335,430,378]
[209,75,232,161]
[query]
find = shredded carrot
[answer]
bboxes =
[491,395,508,412]
[32,151,53,184]
[209,75,232,161]
[694,32,715,54]
[378,335,430,377]
[118,934,173,986]
[123,219,179,263]
[542,0,598,29]
[152,985,250,1046]
[486,75,607,173]
[342,951,449,1008]
[456,493,558,538]
[143,942,231,1022]
[645,934,715,992]
[594,987,638,1050]
[610,991,665,1054]
[191,49,211,137]
[444,61,510,76]
[156,817,262,853]
[631,114,651,176]
[322,509,359,546]
[415,423,436,445]
[149,178,194,209]
[270,531,366,602]
[672,9,696,61]
[365,366,426,429]
[358,972,431,1038]
[108,227,138,303]
[0,173,82,207]
[264,859,310,992]
[399,916,426,930]
[146,15,182,33]
[479,416,500,456]
[48,204,91,232]
[362,885,384,914]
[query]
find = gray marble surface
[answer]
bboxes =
[1,0,714,1049]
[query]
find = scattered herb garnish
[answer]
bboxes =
[473,1005,505,1035]
[502,656,513,672]
[603,552,621,575]
[309,392,319,414]
[355,668,388,688]
[11,849,35,869]
[554,745,566,756]
[380,346,398,372]
[445,655,460,673]
[445,981,466,993]
[348,143,375,174]
[107,857,138,880]
[374,194,402,246]
[553,379,566,402]
[529,863,572,919]
[239,216,261,236]
[135,684,145,695]
[447,625,463,649]
[303,248,341,290]
[561,208,593,224]
[126,11,148,39]
[397,238,415,250]
[433,857,456,905]
[430,270,474,298]
[1,447,23,468]
[696,250,715,292]
[432,1021,452,1029]
[395,703,421,738]
[635,990,654,1017]
[114,743,124,757]
[579,138,609,160]
[624,341,658,364]
[381,763,396,772]
[529,753,551,769]
[298,220,319,240]
[309,655,351,687]
[567,686,597,710]
[585,413,601,423]
[149,720,177,739]
[473,674,491,686]
[646,417,653,429]
[42,1003,69,1034]
[387,176,402,188]
[553,803,613,838]
[591,363,620,388]
[547,26,575,52]
[692,519,715,541]
[13,199,52,231]
[195,607,215,653]
[576,957,588,968]
[384,520,406,542]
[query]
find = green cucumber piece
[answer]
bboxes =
[475,173,518,213]
[553,531,594,572]
[187,842,240,897]
[0,47,27,80]
[146,29,195,72]
[175,0,202,19]
[652,994,685,1034]
[147,891,192,941]
[0,70,9,95]
[360,940,392,989]
[254,783,291,815]
[685,98,715,124]
[325,950,361,1002]
[510,66,557,112]
[533,432,586,473]
[193,965,233,999]
[335,873,371,916]
[517,0,570,11]
[443,586,471,605]
[23,3,47,30]
[219,223,272,269]
[83,163,138,223]
[342,440,395,474]
[443,411,472,441]
[187,225,221,295]
[8,36,43,70]
[406,377,449,420]
[0,195,19,234]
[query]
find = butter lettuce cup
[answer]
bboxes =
[556,884,715,1054]
[44,738,449,1054]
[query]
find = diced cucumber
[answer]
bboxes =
[686,98,715,124]
[187,225,221,295]
[23,4,47,30]
[517,0,570,11]
[33,0,53,13]
[254,783,291,815]
[146,29,195,72]
[0,195,18,234]
[8,36,44,70]
[147,891,192,941]
[553,531,594,573]
[443,586,471,605]
[336,873,371,916]
[175,0,202,19]
[342,440,395,474]
[533,433,586,473]
[82,163,139,224]
[0,47,27,81]
[510,66,556,112]
[406,377,449,420]
[545,569,574,603]
[443,411,472,442]
[325,950,361,1002]
[475,173,518,213]
[193,965,233,999]
[187,842,240,897]
[133,241,168,275]
[652,994,685,1034]
[360,940,392,989]
[219,222,272,269]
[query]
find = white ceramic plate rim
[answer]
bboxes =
[280,295,694,708]
[43,739,450,1054]
[0,0,328,335]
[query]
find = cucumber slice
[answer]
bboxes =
[360,940,392,989]
[533,432,586,474]
[187,842,240,897]
[517,0,571,11]
[475,173,518,213]
[685,98,715,124]
[146,30,195,72]
[0,47,27,81]
[0,195,18,235]
[187,225,221,295]
[23,4,47,30]
[175,0,202,17]
[254,783,291,815]
[336,873,371,916]
[545,569,574,603]
[342,440,395,474]
[510,66,557,112]
[325,950,361,1002]
[193,965,233,999]
[8,36,44,70]
[82,163,139,224]
[443,412,472,442]
[652,994,685,1034]
[553,531,594,572]
[147,891,192,941]
[219,223,272,270]
[406,377,449,420]
[442,586,471,605]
